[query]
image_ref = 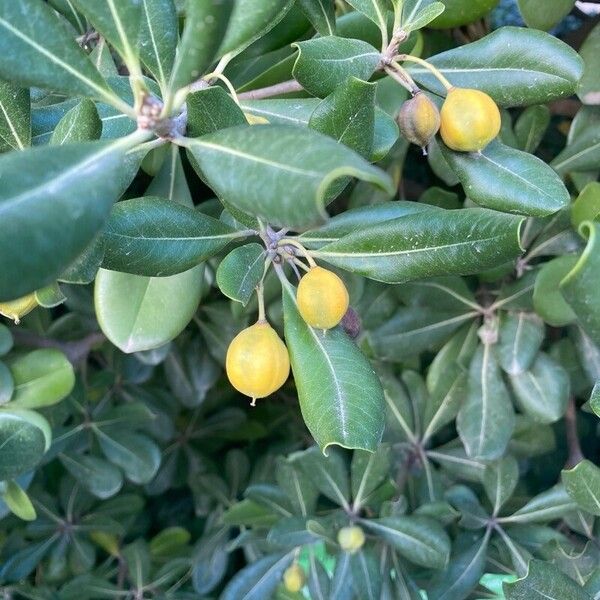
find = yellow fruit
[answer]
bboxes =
[397,91,441,150]
[297,266,349,330]
[440,87,501,152]
[225,322,290,404]
[337,525,365,554]
[283,564,306,592]
[0,293,39,324]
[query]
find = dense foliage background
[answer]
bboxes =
[0,0,599,598]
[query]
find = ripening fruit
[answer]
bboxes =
[0,293,38,324]
[337,525,366,554]
[283,563,306,592]
[225,322,290,405]
[397,91,441,151]
[440,87,501,152]
[297,266,349,330]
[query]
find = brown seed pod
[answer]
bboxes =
[397,91,441,153]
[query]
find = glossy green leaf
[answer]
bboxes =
[1,479,36,521]
[50,98,102,145]
[216,244,265,306]
[483,455,518,514]
[457,343,515,461]
[351,445,391,508]
[408,27,584,106]
[309,77,376,159]
[572,182,600,230]
[218,0,295,59]
[292,37,381,98]
[514,105,551,153]
[0,80,30,150]
[60,453,124,499]
[361,516,450,569]
[428,0,499,28]
[560,223,600,346]
[346,0,389,34]
[351,549,381,600]
[562,459,600,516]
[221,551,295,600]
[185,124,393,230]
[533,255,579,327]
[0,133,147,300]
[496,311,545,375]
[101,196,241,276]
[9,348,75,409]
[509,353,570,423]
[282,281,385,453]
[441,140,569,217]
[517,0,575,32]
[138,0,177,91]
[97,429,161,484]
[187,87,247,138]
[504,559,592,600]
[297,0,336,36]
[403,1,445,32]
[95,266,203,353]
[168,0,232,93]
[0,409,50,480]
[312,206,523,283]
[0,1,120,106]
[578,22,600,105]
[502,484,577,524]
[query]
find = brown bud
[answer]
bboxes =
[397,91,441,152]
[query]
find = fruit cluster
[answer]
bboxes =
[225,265,349,405]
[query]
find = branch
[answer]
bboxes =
[237,80,304,101]
[9,329,106,365]
[564,397,584,469]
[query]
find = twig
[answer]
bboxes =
[564,397,584,468]
[9,330,105,365]
[237,80,304,101]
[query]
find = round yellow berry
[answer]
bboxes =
[297,266,349,330]
[440,87,501,152]
[0,293,39,324]
[283,563,306,592]
[397,91,441,150]
[225,322,290,404]
[337,525,366,554]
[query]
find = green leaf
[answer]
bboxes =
[218,0,295,59]
[168,0,232,93]
[483,455,518,514]
[276,456,319,516]
[457,343,515,461]
[590,382,600,418]
[185,124,393,230]
[292,37,381,98]
[517,0,575,32]
[49,98,102,145]
[312,206,523,283]
[0,362,13,405]
[0,0,121,107]
[35,283,67,309]
[351,549,381,600]
[96,429,161,484]
[504,559,592,600]
[351,445,391,508]
[0,408,50,480]
[9,348,75,409]
[441,140,569,217]
[408,27,584,106]
[403,1,445,32]
[309,77,376,159]
[0,134,146,300]
[220,551,295,600]
[138,0,177,92]
[551,118,600,175]
[345,0,389,35]
[514,105,551,153]
[533,256,579,327]
[572,182,600,229]
[562,459,600,516]
[509,353,570,424]
[297,0,336,36]
[578,22,600,105]
[0,325,13,357]
[0,80,30,150]
[560,223,600,346]
[282,281,385,453]
[428,0,498,28]
[186,87,247,138]
[101,197,241,276]
[94,266,203,353]
[495,311,545,375]
[503,484,577,524]
[70,0,142,73]
[60,453,124,500]
[1,480,36,521]
[361,516,450,569]
[216,244,265,306]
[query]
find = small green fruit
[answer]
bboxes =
[283,563,306,592]
[337,525,366,554]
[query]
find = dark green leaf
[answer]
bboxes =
[495,311,545,375]
[350,549,381,600]
[517,0,575,32]
[514,105,551,153]
[483,455,519,514]
[562,460,600,516]
[351,445,391,508]
[502,484,577,524]
[297,0,336,36]
[0,80,30,150]
[578,22,600,105]
[49,98,102,145]
[533,256,579,327]
[60,453,123,499]
[216,244,265,306]
[186,87,247,137]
